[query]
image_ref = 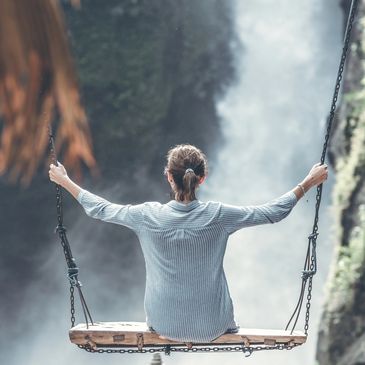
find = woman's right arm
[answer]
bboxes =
[292,163,328,200]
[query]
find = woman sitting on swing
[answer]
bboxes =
[49,144,328,343]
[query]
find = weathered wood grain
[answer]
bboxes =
[69,321,307,349]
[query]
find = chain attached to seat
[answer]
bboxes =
[286,0,359,336]
[48,124,93,328]
[78,342,301,356]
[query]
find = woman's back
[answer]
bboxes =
[138,200,235,342]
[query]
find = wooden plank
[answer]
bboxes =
[69,321,307,348]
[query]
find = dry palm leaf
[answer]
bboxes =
[0,0,95,184]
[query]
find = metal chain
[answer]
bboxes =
[286,0,359,336]
[302,0,359,335]
[48,123,93,328]
[78,342,300,357]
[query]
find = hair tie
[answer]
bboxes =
[185,168,194,174]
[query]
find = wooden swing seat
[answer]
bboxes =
[69,321,307,350]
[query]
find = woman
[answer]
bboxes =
[49,144,328,343]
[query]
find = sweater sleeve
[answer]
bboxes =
[219,191,298,234]
[77,189,143,231]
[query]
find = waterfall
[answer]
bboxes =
[199,1,343,364]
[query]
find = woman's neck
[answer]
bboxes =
[174,194,194,204]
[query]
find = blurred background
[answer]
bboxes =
[0,1,364,365]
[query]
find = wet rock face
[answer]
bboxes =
[0,0,235,352]
[316,1,365,365]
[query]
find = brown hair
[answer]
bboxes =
[165,144,208,202]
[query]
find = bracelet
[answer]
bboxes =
[297,184,306,196]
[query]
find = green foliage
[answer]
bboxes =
[333,115,365,212]
[330,206,365,310]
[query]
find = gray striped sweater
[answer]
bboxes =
[77,189,297,342]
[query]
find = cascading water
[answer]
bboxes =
[197,1,342,365]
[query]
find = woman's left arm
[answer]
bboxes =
[49,162,81,199]
[49,162,143,230]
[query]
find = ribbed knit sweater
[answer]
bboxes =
[77,189,297,342]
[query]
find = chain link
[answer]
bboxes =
[70,286,76,327]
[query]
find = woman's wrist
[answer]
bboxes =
[62,176,82,199]
[59,175,70,188]
[297,183,306,196]
[300,177,313,193]
[292,177,313,201]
